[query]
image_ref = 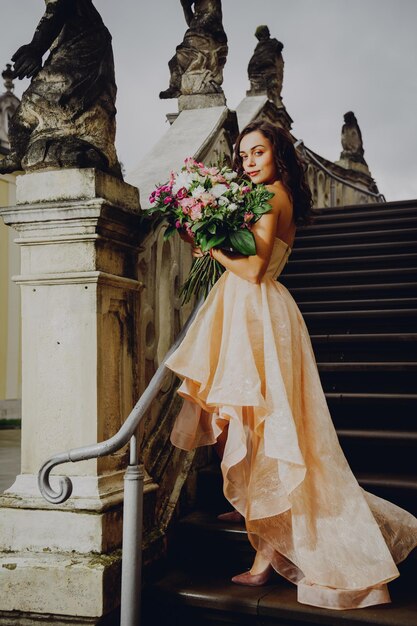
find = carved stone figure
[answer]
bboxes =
[247,25,284,106]
[0,0,122,178]
[0,65,20,155]
[159,0,228,100]
[340,111,367,165]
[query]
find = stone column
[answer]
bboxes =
[0,168,141,624]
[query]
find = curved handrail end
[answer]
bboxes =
[38,453,73,504]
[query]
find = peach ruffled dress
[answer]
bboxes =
[164,237,417,610]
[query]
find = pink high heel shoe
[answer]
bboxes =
[231,564,274,586]
[216,510,244,523]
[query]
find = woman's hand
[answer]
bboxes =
[191,245,205,258]
[177,227,208,258]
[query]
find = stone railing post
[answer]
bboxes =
[0,168,141,625]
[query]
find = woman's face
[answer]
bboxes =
[238,130,278,185]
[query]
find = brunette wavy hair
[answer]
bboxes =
[232,121,315,226]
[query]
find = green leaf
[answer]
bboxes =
[198,232,208,249]
[191,221,205,233]
[163,224,177,241]
[207,233,226,249]
[207,222,217,234]
[229,229,256,255]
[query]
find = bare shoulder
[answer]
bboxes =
[265,181,292,210]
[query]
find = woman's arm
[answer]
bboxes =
[209,185,290,284]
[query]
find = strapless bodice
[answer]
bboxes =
[264,236,292,280]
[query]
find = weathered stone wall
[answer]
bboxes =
[305,148,382,208]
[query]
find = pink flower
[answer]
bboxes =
[184,157,198,172]
[184,223,195,240]
[242,186,251,194]
[199,192,216,207]
[179,197,197,214]
[200,166,219,177]
[164,196,173,205]
[190,202,203,221]
[175,220,181,229]
[214,174,227,184]
[179,198,191,208]
[243,211,254,222]
[176,187,188,200]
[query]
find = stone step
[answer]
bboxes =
[356,474,417,516]
[337,430,417,476]
[318,362,417,372]
[169,510,254,573]
[299,296,417,312]
[291,226,417,248]
[311,204,417,225]
[318,361,417,394]
[282,267,417,289]
[311,332,417,362]
[290,239,417,260]
[311,198,417,216]
[301,308,417,333]
[326,392,417,431]
[289,281,417,301]
[296,215,417,237]
[143,565,417,626]
[289,253,417,274]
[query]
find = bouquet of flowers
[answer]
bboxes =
[146,157,274,303]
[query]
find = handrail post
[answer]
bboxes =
[120,433,144,626]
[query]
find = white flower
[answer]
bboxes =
[224,171,237,181]
[227,203,238,212]
[191,172,205,184]
[230,182,240,193]
[218,196,229,206]
[172,171,193,194]
[211,183,229,198]
[191,185,206,198]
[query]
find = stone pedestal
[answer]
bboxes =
[0,169,141,624]
[178,93,226,111]
[335,157,372,177]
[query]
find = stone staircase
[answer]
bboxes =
[142,199,417,626]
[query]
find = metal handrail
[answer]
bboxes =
[294,139,386,203]
[38,294,205,626]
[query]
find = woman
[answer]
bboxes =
[164,120,417,610]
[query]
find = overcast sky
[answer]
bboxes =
[1,0,416,202]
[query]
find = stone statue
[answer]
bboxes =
[340,111,367,165]
[0,0,122,178]
[247,25,284,106]
[159,0,228,100]
[0,65,20,155]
